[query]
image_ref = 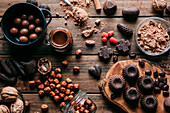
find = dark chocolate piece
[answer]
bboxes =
[138,60,145,68]
[154,87,161,94]
[154,79,159,86]
[158,76,164,82]
[20,60,36,75]
[26,0,38,6]
[12,60,26,78]
[117,23,133,37]
[163,91,169,97]
[129,52,136,59]
[5,59,18,76]
[0,59,12,76]
[116,39,131,55]
[103,0,117,15]
[153,70,158,78]
[159,82,164,89]
[110,92,117,100]
[159,71,165,77]
[0,73,17,85]
[98,46,113,62]
[88,64,102,79]
[145,70,152,76]
[122,8,140,21]
[163,85,169,91]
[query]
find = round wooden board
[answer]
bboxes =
[101,59,170,113]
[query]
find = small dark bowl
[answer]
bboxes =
[1,2,52,46]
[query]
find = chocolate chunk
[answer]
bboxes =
[113,55,118,63]
[116,39,131,55]
[82,29,93,38]
[0,73,17,85]
[5,59,18,77]
[103,0,117,15]
[85,40,95,47]
[138,60,145,68]
[117,23,133,37]
[20,60,36,75]
[88,64,102,79]
[12,60,26,78]
[129,52,136,59]
[98,46,113,62]
[110,92,117,100]
[164,97,170,112]
[0,59,12,76]
[166,5,170,14]
[122,8,140,21]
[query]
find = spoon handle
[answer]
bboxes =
[63,0,73,7]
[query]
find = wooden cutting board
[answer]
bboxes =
[99,59,170,113]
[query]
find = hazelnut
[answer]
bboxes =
[50,83,56,90]
[68,95,74,100]
[84,109,89,113]
[71,101,76,105]
[29,81,35,87]
[65,89,70,95]
[53,78,59,84]
[89,104,95,111]
[62,60,68,66]
[41,104,48,112]
[54,95,60,102]
[70,91,75,95]
[54,89,60,95]
[38,84,44,90]
[50,71,55,78]
[56,84,61,89]
[60,87,66,93]
[35,79,41,86]
[76,49,82,58]
[60,102,66,108]
[56,74,62,79]
[61,81,67,87]
[74,84,79,91]
[49,91,55,97]
[39,90,45,97]
[85,99,92,106]
[67,84,74,90]
[25,101,30,109]
[64,96,68,101]
[78,103,84,107]
[44,87,51,94]
[66,78,72,84]
[44,80,50,86]
[55,68,61,73]
[73,66,80,74]
[48,77,54,83]
[59,93,65,98]
[79,107,85,112]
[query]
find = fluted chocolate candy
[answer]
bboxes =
[88,64,102,79]
[122,8,140,21]
[103,0,117,15]
[117,23,133,37]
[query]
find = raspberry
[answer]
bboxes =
[110,37,117,43]
[102,37,107,43]
[108,31,114,37]
[102,32,108,38]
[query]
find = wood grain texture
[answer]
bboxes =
[0,0,169,16]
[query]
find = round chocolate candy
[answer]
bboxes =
[138,60,145,68]
[158,76,164,82]
[20,28,29,35]
[35,27,42,34]
[154,87,161,94]
[19,36,28,43]
[22,20,29,27]
[145,70,152,76]
[129,52,136,59]
[29,33,38,40]
[21,14,27,19]
[35,18,41,25]
[29,24,35,32]
[10,27,18,35]
[159,82,164,89]
[28,15,35,22]
[153,70,158,78]
[14,17,22,25]
[163,85,169,91]
[163,91,169,97]
[164,78,167,84]
[154,79,159,87]
[159,71,165,77]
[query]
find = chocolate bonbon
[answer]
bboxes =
[98,46,113,62]
[88,64,102,79]
[10,27,18,35]
[103,0,117,15]
[116,39,131,55]
[122,8,140,20]
[117,23,133,37]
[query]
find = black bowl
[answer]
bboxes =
[1,2,52,46]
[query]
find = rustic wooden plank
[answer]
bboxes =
[0,0,169,17]
[0,17,169,55]
[0,55,169,93]
[23,93,125,113]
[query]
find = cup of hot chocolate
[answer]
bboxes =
[49,27,73,52]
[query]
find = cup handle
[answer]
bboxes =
[0,37,5,40]
[40,9,52,28]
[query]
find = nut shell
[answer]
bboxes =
[38,58,52,75]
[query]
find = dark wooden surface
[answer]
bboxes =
[0,0,169,113]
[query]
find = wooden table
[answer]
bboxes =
[0,0,169,113]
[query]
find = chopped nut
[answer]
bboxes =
[68,95,74,100]
[82,29,93,38]
[66,78,72,84]
[41,104,48,112]
[50,83,56,90]
[95,19,101,25]
[29,81,35,87]
[49,91,55,97]
[35,79,41,86]
[50,71,55,78]
[38,84,44,90]
[62,60,68,66]
[60,102,66,108]
[39,90,45,97]
[56,74,62,79]
[85,40,95,47]
[61,81,67,87]
[73,66,80,74]
[53,78,59,84]
[44,87,51,94]
[55,68,61,73]
[76,49,82,58]
[54,95,60,102]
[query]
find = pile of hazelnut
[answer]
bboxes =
[29,68,80,111]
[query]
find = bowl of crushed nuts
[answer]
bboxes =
[135,17,170,56]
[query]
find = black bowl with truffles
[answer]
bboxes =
[0,2,52,46]
[135,17,170,56]
[0,86,25,113]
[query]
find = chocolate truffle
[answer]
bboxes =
[19,36,28,43]
[122,64,139,86]
[35,27,42,34]
[22,20,29,27]
[28,15,35,22]
[20,28,29,35]
[164,97,170,112]
[153,70,158,78]
[141,95,157,112]
[145,70,152,76]
[123,87,140,106]
[137,75,154,94]
[122,8,140,21]
[26,0,38,6]
[108,75,126,94]
[10,27,18,35]
[35,18,41,25]
[159,71,165,77]
[29,33,38,40]
[14,17,22,25]
[29,24,35,32]
[21,14,27,19]
[103,0,117,15]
